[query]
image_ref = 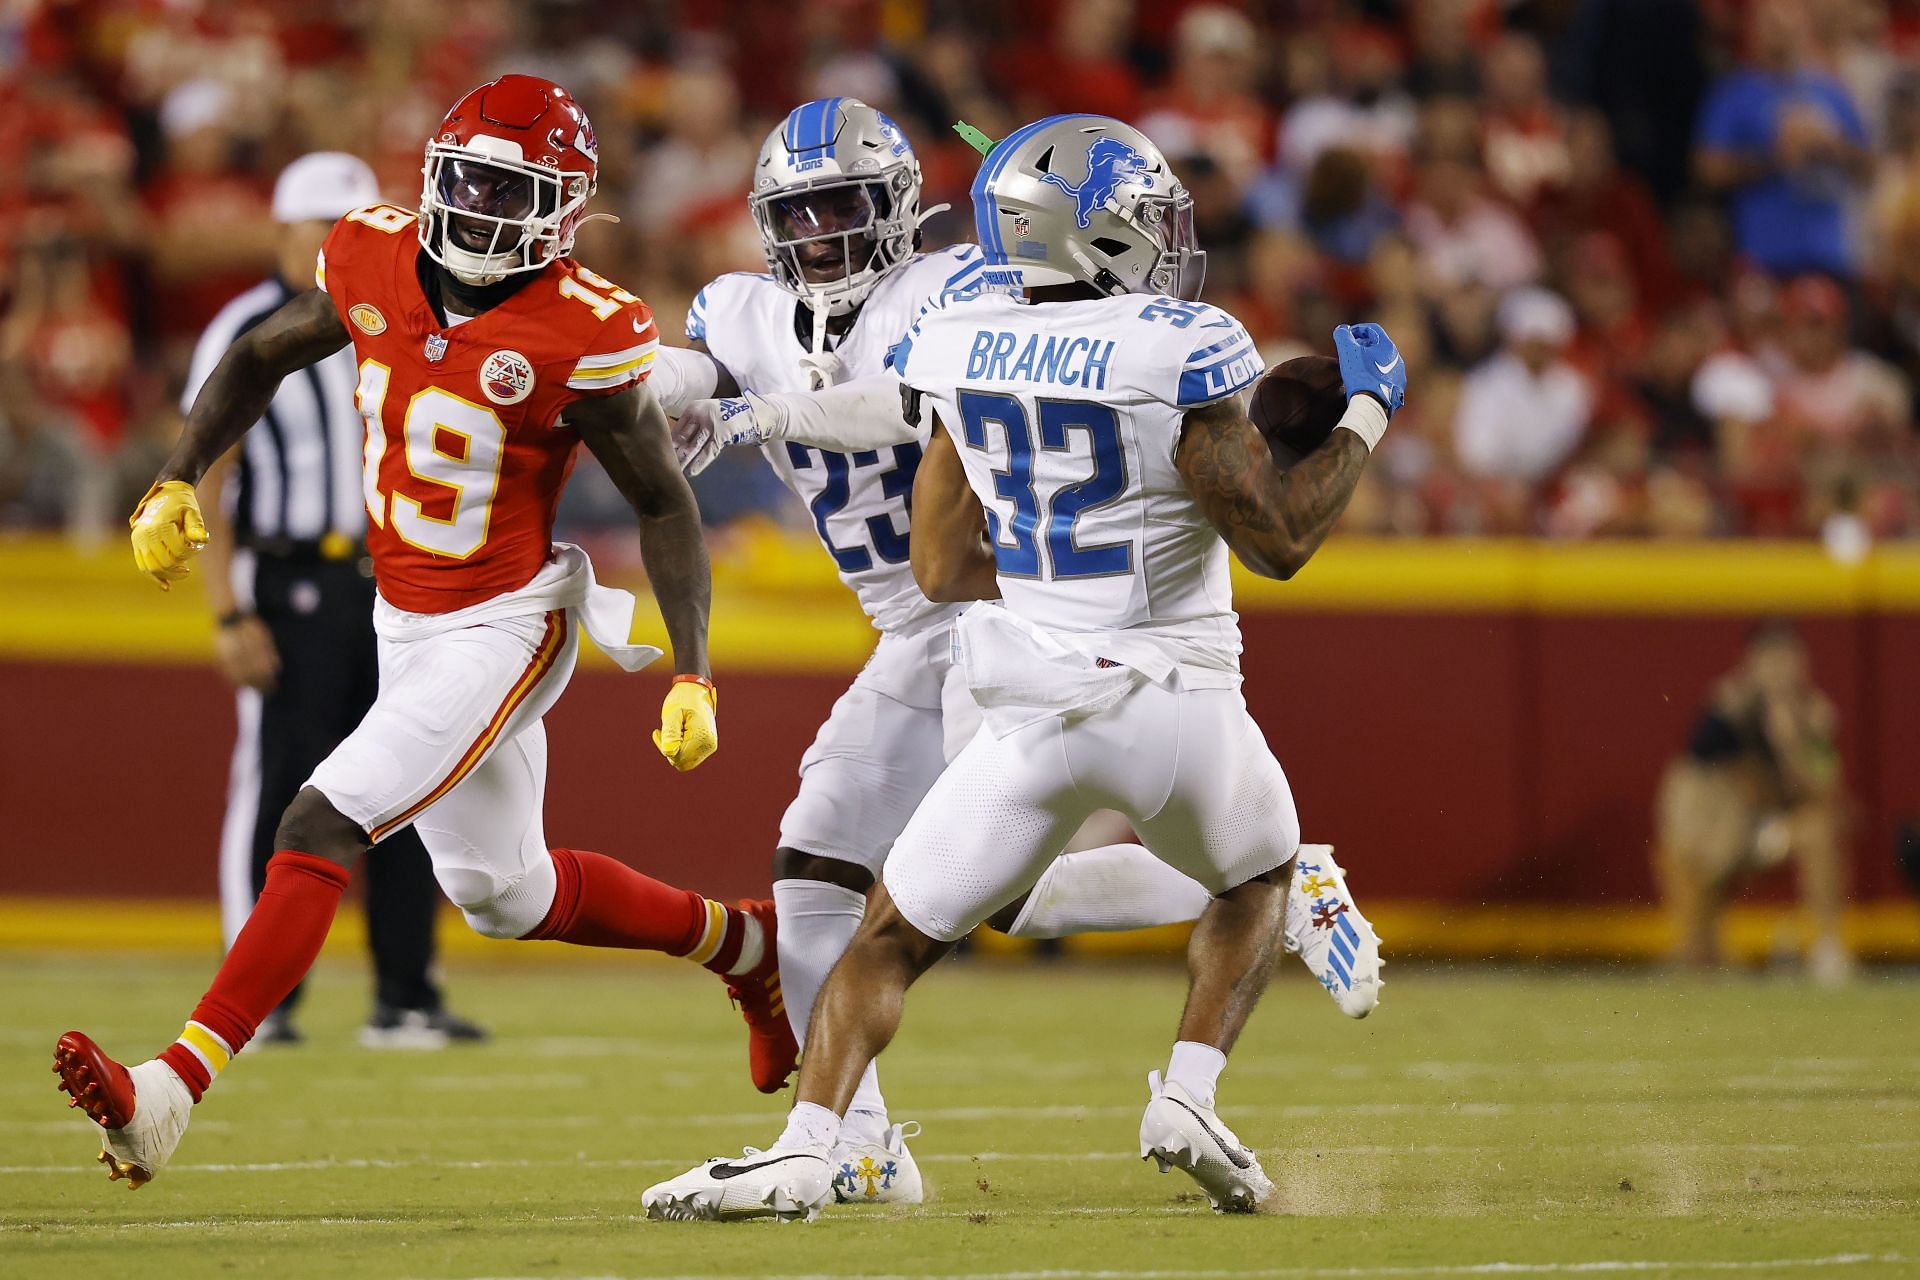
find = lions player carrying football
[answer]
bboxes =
[52,75,797,1191]
[642,102,1383,1213]
[643,113,1408,1223]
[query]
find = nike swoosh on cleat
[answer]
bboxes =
[708,1153,816,1181]
[1165,1098,1255,1170]
[1374,353,1401,375]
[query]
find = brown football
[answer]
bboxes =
[1248,355,1346,466]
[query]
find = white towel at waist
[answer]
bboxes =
[373,542,664,673]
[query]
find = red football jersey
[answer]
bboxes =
[316,203,659,613]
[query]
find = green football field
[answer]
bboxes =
[1,950,1915,1279]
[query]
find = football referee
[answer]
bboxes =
[187,153,484,1048]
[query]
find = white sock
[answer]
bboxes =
[726,912,765,976]
[842,1082,888,1146]
[1007,844,1214,939]
[1166,1040,1227,1109]
[776,1100,842,1152]
[773,877,889,1138]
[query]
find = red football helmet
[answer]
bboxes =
[419,75,600,284]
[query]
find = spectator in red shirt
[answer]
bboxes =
[1013,0,1143,123]
[1772,275,1912,448]
[1138,5,1273,191]
[1480,33,1570,210]
[1533,110,1688,316]
[142,78,277,344]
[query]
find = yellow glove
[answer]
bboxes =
[654,675,718,771]
[130,480,210,591]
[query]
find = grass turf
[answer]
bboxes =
[0,950,1915,1279]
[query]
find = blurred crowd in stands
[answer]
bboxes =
[6,0,1920,547]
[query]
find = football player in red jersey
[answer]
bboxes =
[53,76,796,1190]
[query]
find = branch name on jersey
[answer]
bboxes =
[892,290,1261,678]
[316,204,658,613]
[686,245,985,638]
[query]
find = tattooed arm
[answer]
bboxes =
[910,415,1002,602]
[1173,395,1375,580]
[158,289,351,485]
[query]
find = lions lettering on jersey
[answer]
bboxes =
[895,289,1260,672]
[317,204,659,614]
[687,245,987,637]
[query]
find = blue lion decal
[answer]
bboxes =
[1040,137,1154,229]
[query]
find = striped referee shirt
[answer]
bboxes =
[182,277,366,546]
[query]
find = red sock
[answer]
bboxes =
[158,851,348,1100]
[524,848,746,970]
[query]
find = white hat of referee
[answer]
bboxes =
[272,152,381,225]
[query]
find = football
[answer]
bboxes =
[1248,354,1347,466]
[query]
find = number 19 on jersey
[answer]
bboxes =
[356,360,507,559]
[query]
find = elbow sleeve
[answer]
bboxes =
[759,376,920,453]
[649,346,724,418]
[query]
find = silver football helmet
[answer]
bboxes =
[970,114,1204,301]
[750,97,923,315]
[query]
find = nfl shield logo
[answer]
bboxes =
[424,333,449,363]
[1013,214,1031,238]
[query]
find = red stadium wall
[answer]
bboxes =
[4,589,1916,909]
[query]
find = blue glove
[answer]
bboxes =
[1333,323,1406,417]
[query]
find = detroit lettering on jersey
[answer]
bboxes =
[963,330,1115,391]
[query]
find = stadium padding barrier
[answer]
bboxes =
[4,533,1918,956]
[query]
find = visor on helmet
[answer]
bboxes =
[419,147,582,284]
[1158,194,1206,302]
[759,180,892,292]
[1124,189,1206,302]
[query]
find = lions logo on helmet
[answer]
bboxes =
[970,114,1205,302]
[749,97,925,317]
[1040,137,1155,229]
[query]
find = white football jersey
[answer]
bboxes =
[891,290,1263,674]
[687,246,987,636]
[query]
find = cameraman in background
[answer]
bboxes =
[1655,621,1852,984]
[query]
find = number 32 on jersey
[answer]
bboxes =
[354,362,505,559]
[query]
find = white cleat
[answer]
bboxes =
[53,1032,193,1190]
[830,1121,924,1205]
[642,1146,833,1222]
[1139,1070,1274,1213]
[1285,845,1383,1018]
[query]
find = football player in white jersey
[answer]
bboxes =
[642,113,1407,1223]
[645,97,1251,1205]
[644,99,1382,1207]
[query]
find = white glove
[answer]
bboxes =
[673,394,786,476]
[797,350,845,391]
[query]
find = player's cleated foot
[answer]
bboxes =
[52,1033,192,1190]
[642,1146,833,1222]
[1285,845,1383,1018]
[358,1003,490,1050]
[830,1120,924,1205]
[1138,1070,1274,1213]
[725,898,799,1093]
